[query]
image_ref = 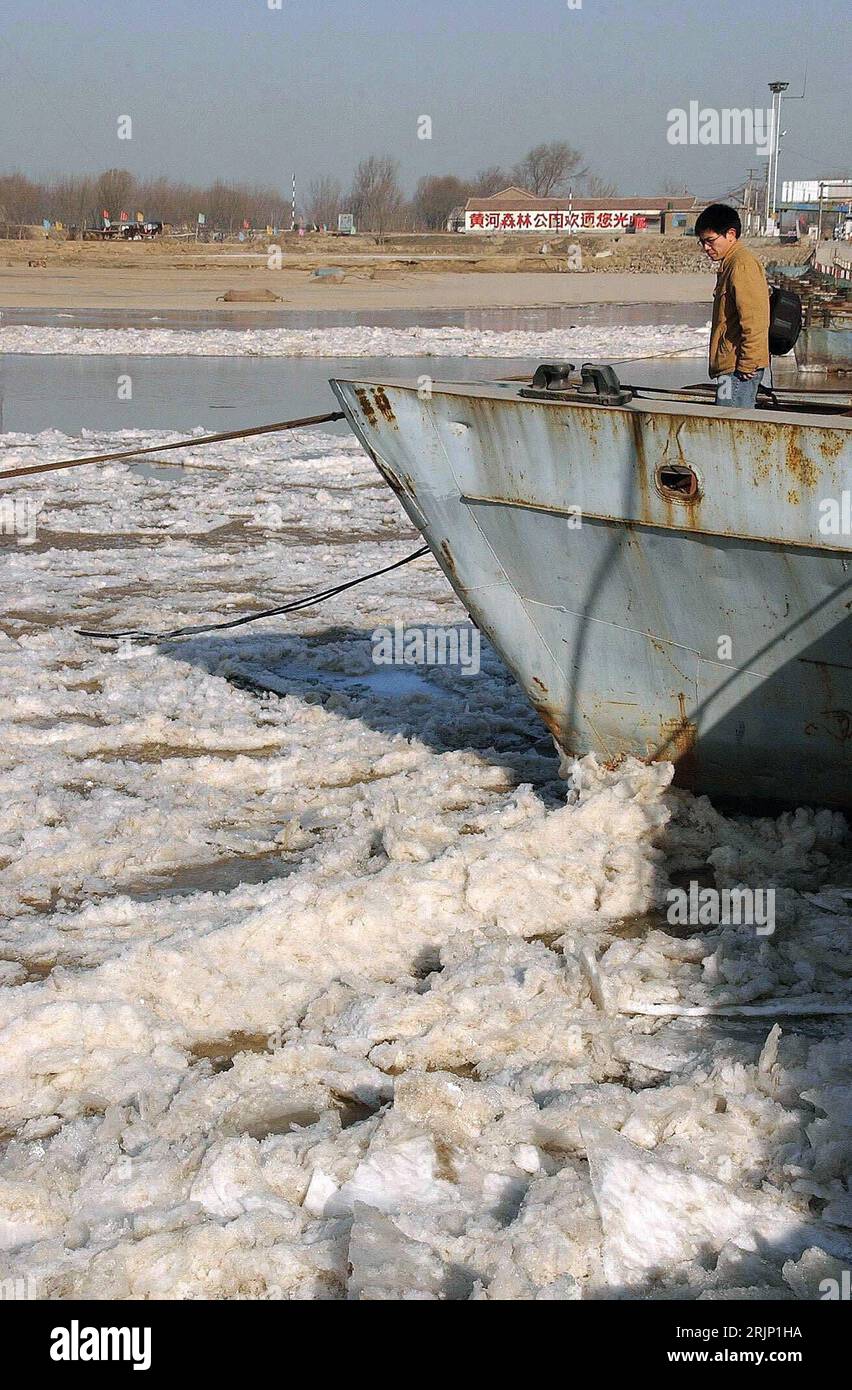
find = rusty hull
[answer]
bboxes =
[330,376,852,807]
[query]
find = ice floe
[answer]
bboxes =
[0,426,848,1299]
[0,322,708,359]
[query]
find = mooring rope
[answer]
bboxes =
[76,544,431,642]
[0,410,346,482]
[0,401,431,643]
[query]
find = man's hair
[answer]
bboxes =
[695,203,742,238]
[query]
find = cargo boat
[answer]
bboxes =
[331,365,852,807]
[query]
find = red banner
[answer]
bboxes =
[465,209,640,233]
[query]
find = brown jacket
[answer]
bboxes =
[709,240,770,377]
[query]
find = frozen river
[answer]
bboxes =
[0,312,849,1301]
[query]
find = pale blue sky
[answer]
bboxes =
[1,0,848,195]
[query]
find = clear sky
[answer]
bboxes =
[1,0,848,196]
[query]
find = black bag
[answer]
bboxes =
[768,285,803,356]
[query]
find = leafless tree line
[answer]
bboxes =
[1,142,619,235]
[313,143,616,234]
[0,170,294,233]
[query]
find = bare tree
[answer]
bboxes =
[512,142,587,198]
[0,171,47,225]
[412,174,472,230]
[585,174,619,198]
[247,183,290,229]
[205,180,253,233]
[349,156,403,239]
[47,175,96,234]
[306,177,343,229]
[661,177,690,196]
[93,169,136,221]
[471,166,509,197]
[137,176,196,226]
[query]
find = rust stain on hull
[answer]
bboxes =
[820,433,843,461]
[373,387,398,427]
[656,692,699,789]
[785,434,820,488]
[353,387,379,429]
[803,692,852,743]
[370,457,407,500]
[532,702,565,743]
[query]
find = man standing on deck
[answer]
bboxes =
[695,203,770,408]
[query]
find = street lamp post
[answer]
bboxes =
[766,81,789,234]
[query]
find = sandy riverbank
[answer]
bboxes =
[0,232,808,314]
[0,265,719,312]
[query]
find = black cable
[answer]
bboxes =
[75,545,431,643]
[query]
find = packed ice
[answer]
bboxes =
[0,322,707,359]
[0,421,849,1301]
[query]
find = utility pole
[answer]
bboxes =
[743,168,757,235]
[765,81,789,234]
[770,82,789,228]
[766,69,808,234]
[763,161,771,235]
[749,168,758,235]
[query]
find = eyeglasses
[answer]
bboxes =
[698,233,726,248]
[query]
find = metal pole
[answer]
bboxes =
[772,91,784,224]
[766,82,789,233]
[747,168,757,235]
[764,97,776,233]
[761,92,778,229]
[817,181,825,242]
[764,143,772,235]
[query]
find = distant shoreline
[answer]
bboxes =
[0,231,809,316]
[0,267,716,315]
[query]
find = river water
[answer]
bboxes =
[0,350,718,436]
[0,299,716,434]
